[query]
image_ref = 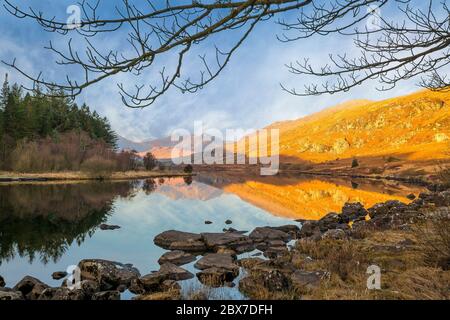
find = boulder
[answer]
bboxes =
[0,287,24,300]
[291,270,327,291]
[78,259,140,291]
[249,227,290,242]
[318,213,343,232]
[269,225,300,238]
[154,230,206,252]
[196,267,238,287]
[194,253,239,276]
[159,263,194,281]
[263,246,288,259]
[52,271,68,280]
[0,275,5,287]
[299,220,320,238]
[134,288,181,300]
[340,202,368,223]
[321,229,348,240]
[239,269,290,294]
[13,276,50,300]
[158,250,196,266]
[91,290,120,300]
[200,232,253,252]
[367,200,407,218]
[38,287,86,300]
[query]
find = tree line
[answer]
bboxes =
[0,74,139,173]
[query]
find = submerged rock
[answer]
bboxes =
[204,220,213,225]
[52,271,68,280]
[225,219,233,225]
[99,224,121,230]
[158,250,196,266]
[154,230,206,252]
[78,259,140,291]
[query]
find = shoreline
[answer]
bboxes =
[0,170,194,183]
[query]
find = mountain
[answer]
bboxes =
[247,90,450,163]
[116,135,155,152]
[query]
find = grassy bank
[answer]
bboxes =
[0,170,194,182]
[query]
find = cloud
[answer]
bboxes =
[0,1,424,141]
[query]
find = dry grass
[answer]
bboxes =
[0,170,192,182]
[289,225,450,300]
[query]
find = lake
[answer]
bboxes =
[0,173,424,299]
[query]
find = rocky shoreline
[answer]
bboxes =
[1,184,449,300]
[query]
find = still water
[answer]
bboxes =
[0,173,423,299]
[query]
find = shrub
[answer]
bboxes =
[416,216,450,270]
[143,152,157,170]
[80,156,116,179]
[184,164,193,173]
[351,158,359,168]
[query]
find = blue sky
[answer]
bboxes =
[0,1,424,141]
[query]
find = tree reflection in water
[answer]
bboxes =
[0,181,138,265]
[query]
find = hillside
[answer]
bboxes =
[248,90,450,163]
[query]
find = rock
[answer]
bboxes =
[406,193,416,200]
[318,213,343,232]
[13,276,50,300]
[256,239,286,251]
[340,202,368,223]
[160,280,181,292]
[222,227,246,233]
[52,271,68,280]
[321,229,348,240]
[117,284,127,293]
[237,258,265,270]
[291,270,327,290]
[240,269,290,294]
[269,225,300,238]
[79,280,100,298]
[200,232,254,253]
[225,219,233,225]
[0,287,24,300]
[216,246,237,256]
[99,224,121,230]
[197,267,238,287]
[154,230,206,252]
[78,259,140,291]
[0,275,4,287]
[299,220,320,238]
[38,287,86,300]
[159,263,194,281]
[204,220,213,225]
[134,289,180,300]
[367,200,407,218]
[249,227,290,242]
[91,290,120,300]
[158,250,196,266]
[194,253,239,276]
[263,246,288,259]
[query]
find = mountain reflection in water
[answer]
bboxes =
[0,174,424,290]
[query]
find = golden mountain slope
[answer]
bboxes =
[249,90,450,163]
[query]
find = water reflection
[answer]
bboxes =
[0,174,425,293]
[0,181,137,264]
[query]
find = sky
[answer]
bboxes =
[0,1,426,141]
